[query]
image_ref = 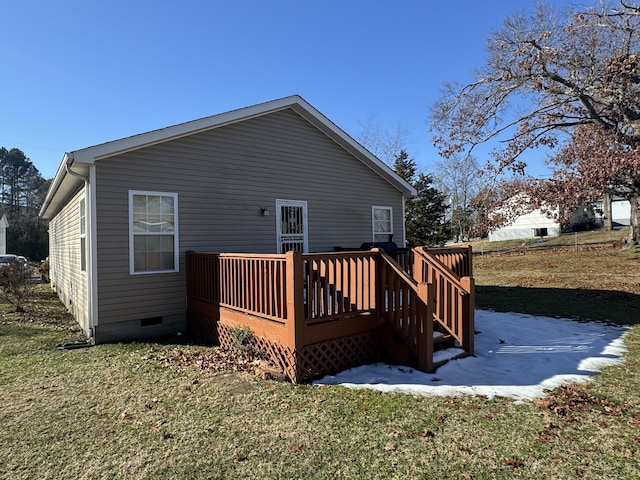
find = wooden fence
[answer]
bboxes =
[186,246,473,382]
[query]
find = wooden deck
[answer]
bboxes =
[186,246,474,383]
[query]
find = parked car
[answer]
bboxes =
[17,256,30,278]
[0,254,29,278]
[0,254,19,269]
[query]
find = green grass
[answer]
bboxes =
[2,240,640,479]
[470,228,629,255]
[473,231,640,324]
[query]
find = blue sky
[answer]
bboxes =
[1,0,573,180]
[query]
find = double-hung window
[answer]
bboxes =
[129,191,179,274]
[372,206,393,242]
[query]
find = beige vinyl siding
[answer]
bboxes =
[48,188,90,335]
[93,108,405,330]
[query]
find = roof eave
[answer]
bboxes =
[68,95,416,195]
[288,99,417,197]
[40,95,416,218]
[39,153,90,219]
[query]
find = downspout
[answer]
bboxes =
[65,154,88,182]
[65,155,96,341]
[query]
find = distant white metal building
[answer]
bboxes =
[488,209,561,242]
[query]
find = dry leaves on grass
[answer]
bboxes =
[145,347,285,380]
[388,428,436,440]
[502,458,524,468]
[534,385,625,418]
[629,414,640,427]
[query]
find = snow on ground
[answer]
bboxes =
[315,310,629,402]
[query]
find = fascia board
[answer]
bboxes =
[72,96,307,163]
[41,95,416,218]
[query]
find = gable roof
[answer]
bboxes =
[39,95,416,219]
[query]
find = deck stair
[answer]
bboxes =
[378,323,461,368]
[375,247,474,372]
[186,246,474,382]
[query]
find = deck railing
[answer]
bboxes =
[375,249,435,372]
[304,252,377,322]
[426,246,473,278]
[413,246,474,356]
[218,254,289,323]
[186,246,473,381]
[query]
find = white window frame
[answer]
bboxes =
[128,190,179,275]
[79,198,86,272]
[372,206,393,242]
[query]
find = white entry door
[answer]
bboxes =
[276,199,308,253]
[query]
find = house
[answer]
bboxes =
[487,192,603,242]
[0,214,8,254]
[594,196,631,228]
[488,208,562,242]
[39,96,416,343]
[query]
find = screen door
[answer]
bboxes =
[276,199,308,253]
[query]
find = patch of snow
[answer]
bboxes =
[314,310,628,402]
[433,348,464,364]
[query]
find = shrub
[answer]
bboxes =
[229,325,264,358]
[39,259,50,283]
[0,259,36,312]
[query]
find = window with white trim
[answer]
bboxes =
[372,206,393,242]
[129,191,179,274]
[79,198,86,272]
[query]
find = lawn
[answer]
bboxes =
[1,235,640,479]
[472,229,640,324]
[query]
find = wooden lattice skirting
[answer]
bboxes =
[187,310,219,345]
[296,331,380,382]
[188,314,380,383]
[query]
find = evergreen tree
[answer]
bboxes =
[392,149,416,183]
[0,147,49,260]
[392,150,450,247]
[405,173,450,247]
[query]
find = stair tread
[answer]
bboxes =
[433,332,454,343]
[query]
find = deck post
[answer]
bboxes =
[465,245,473,277]
[285,251,305,378]
[417,282,434,372]
[460,276,475,356]
[372,249,386,321]
[413,247,424,283]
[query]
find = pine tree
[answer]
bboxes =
[405,173,450,247]
[0,147,49,259]
[392,150,416,183]
[393,151,450,247]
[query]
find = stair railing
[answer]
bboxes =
[413,246,474,356]
[374,249,436,372]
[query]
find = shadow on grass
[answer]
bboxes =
[477,286,640,326]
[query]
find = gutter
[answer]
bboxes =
[64,153,88,183]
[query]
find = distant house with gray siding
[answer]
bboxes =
[39,96,416,343]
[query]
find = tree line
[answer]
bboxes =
[0,147,50,260]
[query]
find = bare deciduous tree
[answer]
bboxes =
[433,155,484,241]
[430,1,640,245]
[357,115,412,166]
[0,259,35,313]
